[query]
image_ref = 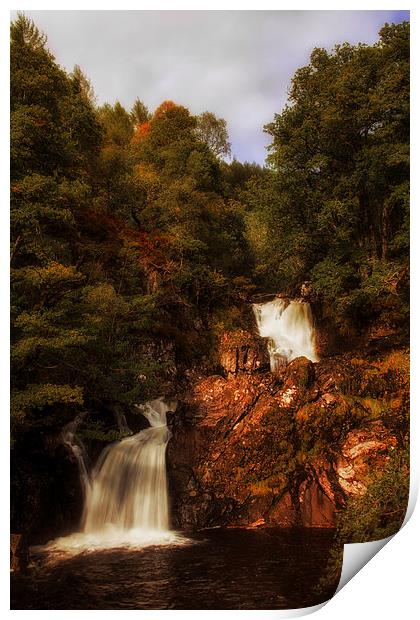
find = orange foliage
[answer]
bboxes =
[76,210,171,275]
[132,121,150,144]
[123,228,173,274]
[153,100,177,118]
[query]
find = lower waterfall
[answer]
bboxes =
[253,297,318,370]
[41,398,186,553]
[83,398,172,534]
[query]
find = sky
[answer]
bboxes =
[14,10,409,164]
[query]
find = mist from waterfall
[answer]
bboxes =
[253,298,318,371]
[41,398,187,554]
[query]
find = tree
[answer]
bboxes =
[11,12,46,50]
[196,111,231,159]
[98,101,133,147]
[71,65,96,104]
[10,16,157,442]
[130,98,150,125]
[246,21,409,330]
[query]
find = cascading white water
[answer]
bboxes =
[41,397,187,553]
[253,297,318,371]
[83,397,171,534]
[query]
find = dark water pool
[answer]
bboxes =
[11,527,339,610]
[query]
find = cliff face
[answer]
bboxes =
[167,330,407,529]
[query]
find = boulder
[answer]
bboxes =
[299,479,337,527]
[284,356,315,393]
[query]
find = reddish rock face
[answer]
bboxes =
[299,479,337,528]
[335,423,398,496]
[168,334,405,530]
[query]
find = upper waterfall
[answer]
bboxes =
[253,297,318,371]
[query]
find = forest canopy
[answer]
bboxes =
[245,22,409,331]
[10,14,409,441]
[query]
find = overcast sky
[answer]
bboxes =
[15,10,409,164]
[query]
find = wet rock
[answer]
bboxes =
[300,281,313,298]
[185,373,277,429]
[321,393,337,406]
[268,492,296,526]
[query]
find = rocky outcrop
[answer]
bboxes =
[167,336,407,530]
[218,330,270,375]
[335,423,397,495]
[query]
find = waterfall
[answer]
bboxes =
[253,297,318,371]
[83,397,172,534]
[41,398,187,553]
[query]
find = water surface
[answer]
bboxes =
[11,527,338,610]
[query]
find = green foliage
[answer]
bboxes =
[98,101,133,147]
[295,397,367,457]
[10,14,255,451]
[79,422,131,443]
[11,384,84,426]
[244,22,409,330]
[10,15,169,444]
[130,98,150,125]
[337,447,409,543]
[316,445,409,596]
[11,13,47,49]
[195,111,231,159]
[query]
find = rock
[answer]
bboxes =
[168,336,407,531]
[299,479,337,527]
[10,534,28,572]
[335,423,397,496]
[321,393,337,406]
[300,281,313,298]
[246,517,265,528]
[185,373,277,429]
[272,357,315,412]
[285,357,315,390]
[268,492,296,526]
[219,330,270,375]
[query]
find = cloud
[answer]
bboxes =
[16,10,409,164]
